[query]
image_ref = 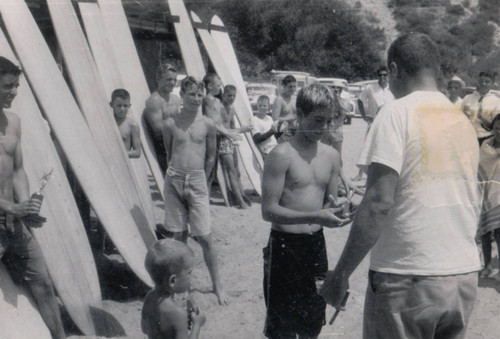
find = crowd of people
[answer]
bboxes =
[1,30,500,339]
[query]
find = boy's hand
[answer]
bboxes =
[241,124,253,133]
[317,208,350,228]
[191,310,206,327]
[11,199,42,217]
[228,132,242,141]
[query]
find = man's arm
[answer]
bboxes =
[128,121,142,159]
[320,162,399,307]
[323,149,343,208]
[144,96,164,143]
[162,119,174,166]
[204,119,217,180]
[261,146,346,227]
[271,97,283,121]
[252,129,275,144]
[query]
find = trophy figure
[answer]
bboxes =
[26,169,53,224]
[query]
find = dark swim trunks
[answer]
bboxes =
[0,212,49,282]
[263,229,327,338]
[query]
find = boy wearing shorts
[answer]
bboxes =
[261,83,349,338]
[162,76,227,305]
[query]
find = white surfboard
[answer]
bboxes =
[0,263,51,339]
[0,0,153,287]
[0,29,101,335]
[191,12,263,195]
[96,0,165,200]
[78,1,164,228]
[46,0,157,241]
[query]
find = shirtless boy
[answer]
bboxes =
[262,83,349,338]
[0,57,65,338]
[162,76,228,305]
[272,75,298,143]
[144,63,181,173]
[220,85,252,209]
[110,89,141,158]
[142,239,206,339]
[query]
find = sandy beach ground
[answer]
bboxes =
[70,118,500,338]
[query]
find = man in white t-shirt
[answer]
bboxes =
[321,33,481,339]
[252,95,277,161]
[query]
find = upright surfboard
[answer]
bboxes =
[96,0,165,200]
[46,0,157,242]
[0,30,101,335]
[166,0,205,78]
[78,2,163,227]
[0,263,51,339]
[191,12,263,195]
[0,0,153,287]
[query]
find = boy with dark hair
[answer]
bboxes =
[142,238,206,338]
[110,88,141,158]
[272,75,298,143]
[262,83,349,338]
[0,56,65,338]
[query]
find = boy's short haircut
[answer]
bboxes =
[0,56,22,76]
[388,33,440,77]
[156,62,177,80]
[145,239,194,287]
[479,71,496,81]
[282,75,297,86]
[296,83,334,117]
[111,88,130,102]
[202,73,219,88]
[224,84,236,93]
[257,95,270,104]
[180,76,205,94]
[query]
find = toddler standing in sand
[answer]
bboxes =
[142,239,206,338]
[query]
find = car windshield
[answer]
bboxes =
[247,86,275,95]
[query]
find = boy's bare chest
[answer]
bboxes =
[0,128,17,155]
[285,157,332,188]
[172,120,206,144]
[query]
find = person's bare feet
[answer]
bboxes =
[215,288,229,306]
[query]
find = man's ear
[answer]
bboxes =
[109,101,113,108]
[389,62,398,78]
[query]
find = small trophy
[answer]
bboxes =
[26,169,53,225]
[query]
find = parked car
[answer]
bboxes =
[246,82,278,113]
[347,80,378,118]
[270,70,317,91]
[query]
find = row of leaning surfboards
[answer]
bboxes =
[0,0,262,336]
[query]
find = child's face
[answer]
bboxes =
[257,100,269,117]
[447,82,461,98]
[110,97,130,119]
[298,107,333,143]
[173,260,194,294]
[283,82,297,96]
[208,77,222,96]
[478,75,493,95]
[222,89,236,106]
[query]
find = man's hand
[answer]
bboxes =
[320,270,349,309]
[227,132,242,141]
[11,198,41,217]
[240,124,253,133]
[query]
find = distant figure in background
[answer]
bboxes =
[252,95,278,162]
[477,114,500,281]
[321,79,353,156]
[272,75,298,143]
[463,71,500,146]
[162,76,227,305]
[0,56,65,338]
[142,239,206,338]
[352,66,394,181]
[111,89,141,158]
[144,63,181,174]
[447,76,465,108]
[220,85,252,209]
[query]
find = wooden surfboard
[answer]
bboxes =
[191,12,263,195]
[0,263,51,339]
[96,0,165,201]
[0,30,101,335]
[46,0,157,241]
[0,0,153,287]
[78,2,163,228]
[166,0,206,79]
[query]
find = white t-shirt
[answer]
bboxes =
[462,91,500,139]
[359,83,394,119]
[252,115,278,154]
[358,91,481,275]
